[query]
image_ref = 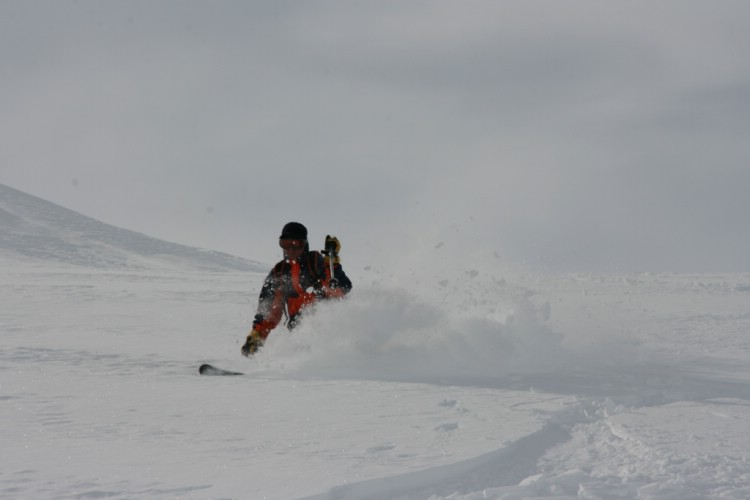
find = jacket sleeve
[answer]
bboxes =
[252,270,285,338]
[321,253,352,298]
[332,263,352,293]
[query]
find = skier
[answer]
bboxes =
[241,222,352,356]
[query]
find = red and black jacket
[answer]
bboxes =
[252,250,352,338]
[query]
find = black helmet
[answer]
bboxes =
[279,222,307,241]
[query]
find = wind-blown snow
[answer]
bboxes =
[2,187,750,499]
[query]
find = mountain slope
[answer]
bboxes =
[0,183,265,272]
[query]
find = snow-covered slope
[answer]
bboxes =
[0,183,264,272]
[2,192,750,498]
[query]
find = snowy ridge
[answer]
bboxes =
[303,421,572,500]
[0,183,264,272]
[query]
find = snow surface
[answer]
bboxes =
[3,188,750,499]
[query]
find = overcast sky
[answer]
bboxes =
[2,1,749,273]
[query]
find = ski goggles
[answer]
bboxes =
[279,239,305,250]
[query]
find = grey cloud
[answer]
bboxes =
[2,1,749,272]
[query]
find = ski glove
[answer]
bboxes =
[241,329,264,357]
[323,235,341,265]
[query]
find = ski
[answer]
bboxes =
[199,363,244,376]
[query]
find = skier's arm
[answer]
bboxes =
[330,263,352,294]
[252,273,285,337]
[321,253,352,298]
